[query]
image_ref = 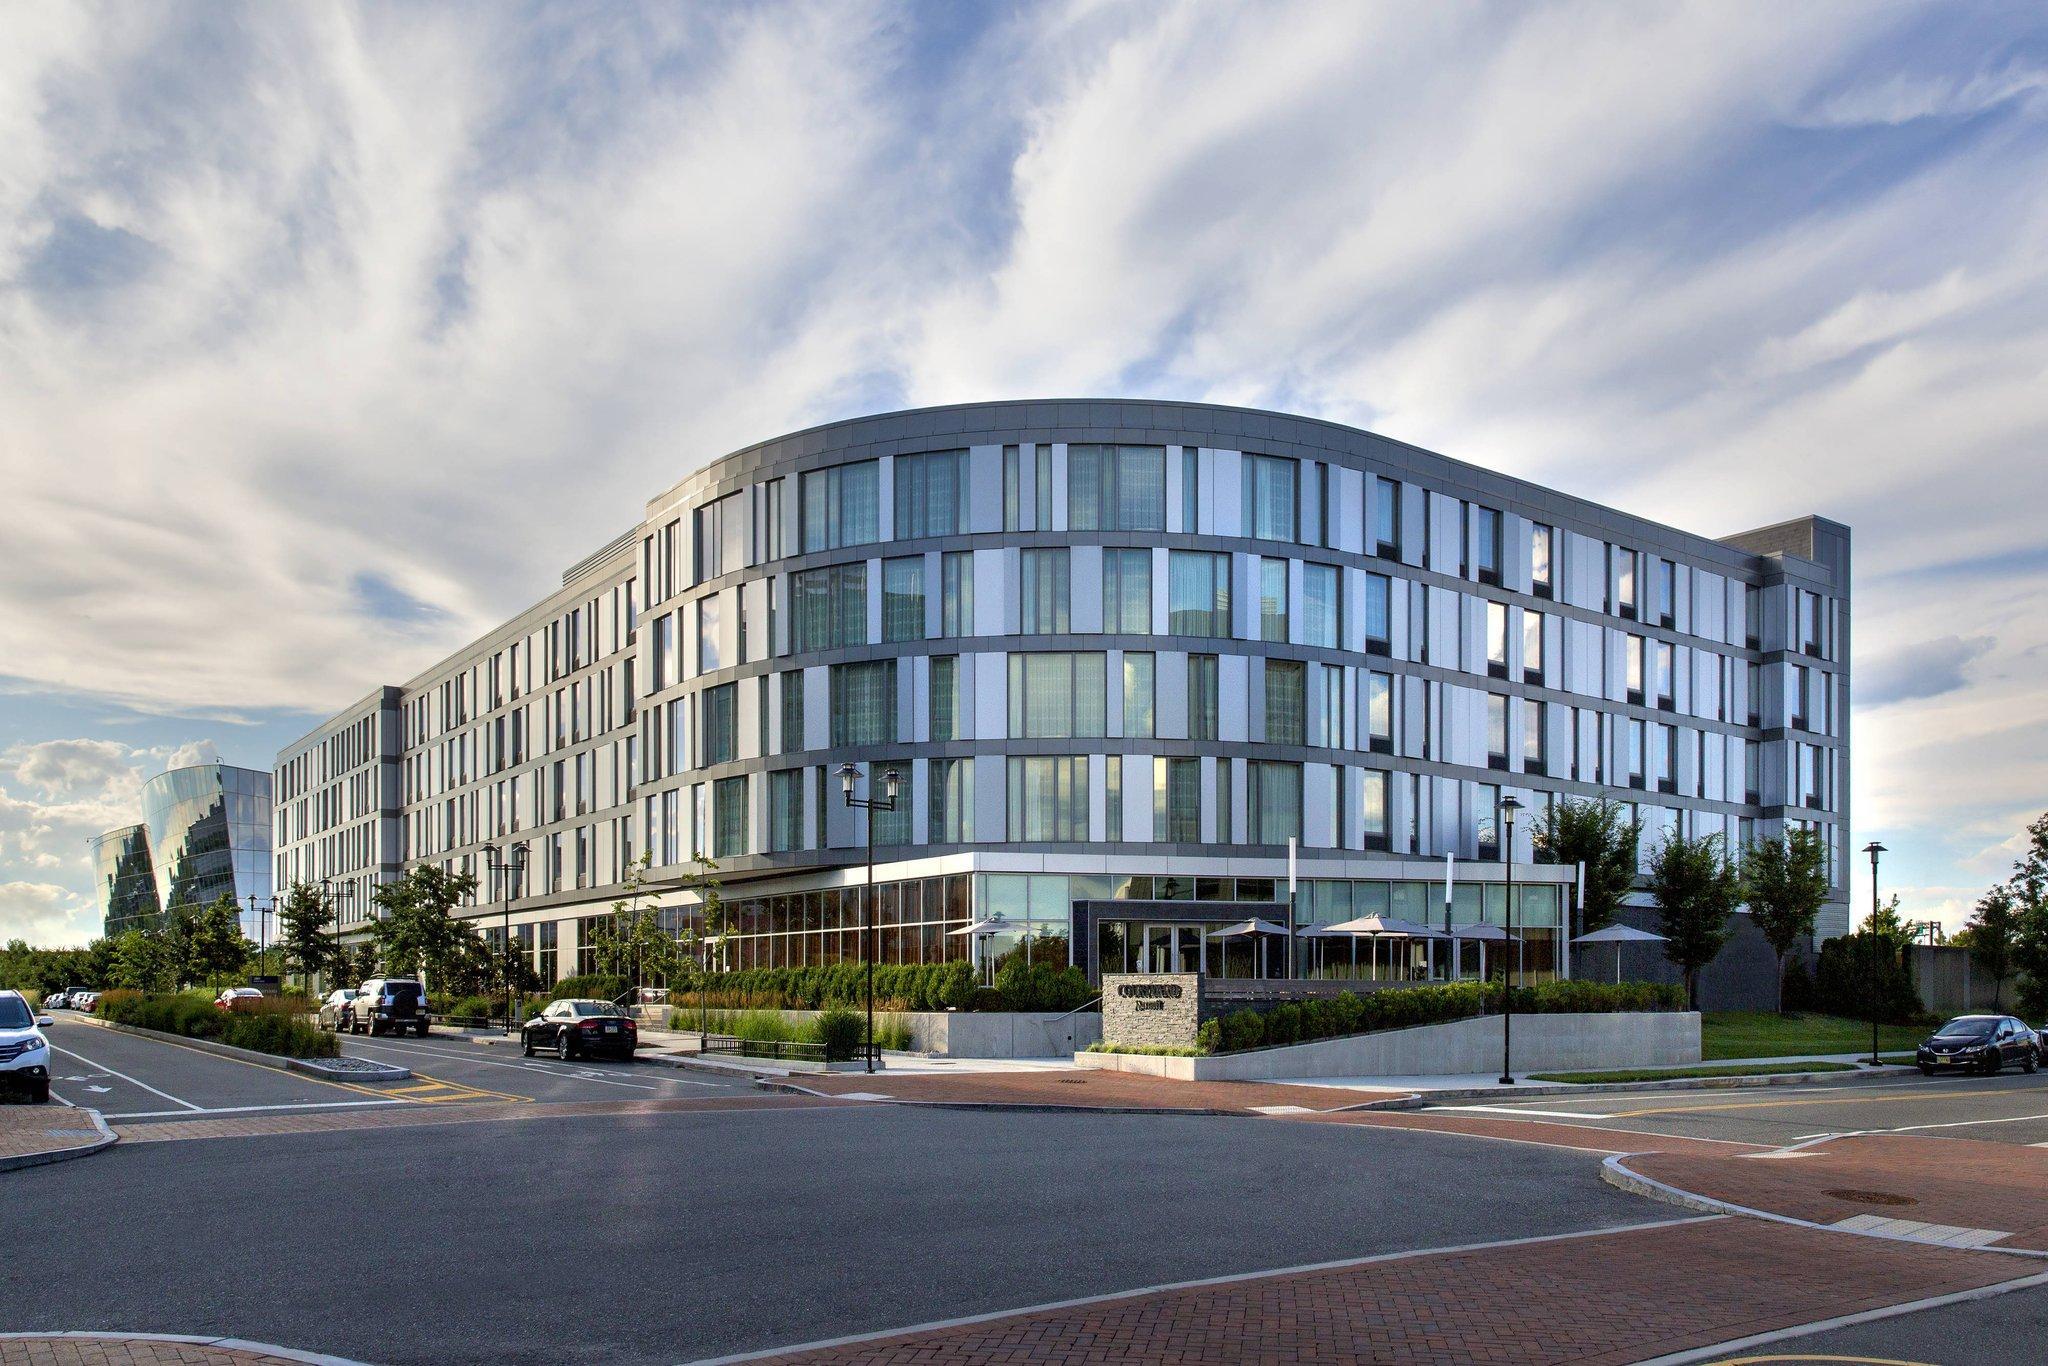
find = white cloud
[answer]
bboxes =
[0,880,98,948]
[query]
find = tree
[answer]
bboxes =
[586,854,694,999]
[112,929,175,993]
[276,881,338,989]
[1645,831,1742,1009]
[369,863,479,988]
[1964,885,2021,1011]
[190,894,253,987]
[689,853,728,973]
[344,940,381,986]
[1742,828,1831,1013]
[1531,798,1642,933]
[2008,811,2048,1017]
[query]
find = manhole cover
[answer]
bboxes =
[1823,1188,1918,1207]
[1056,1078,1088,1085]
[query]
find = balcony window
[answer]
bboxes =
[1486,602,1508,678]
[939,551,974,638]
[1473,506,1502,585]
[1155,757,1201,843]
[881,557,924,643]
[1122,652,1155,739]
[1522,610,1545,685]
[1487,694,1508,770]
[1367,671,1393,754]
[1364,573,1392,655]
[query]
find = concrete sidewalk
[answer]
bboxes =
[0,1104,114,1172]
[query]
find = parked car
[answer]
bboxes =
[318,988,359,1032]
[62,988,91,1009]
[41,992,66,1011]
[351,978,429,1037]
[521,999,637,1061]
[0,989,55,1103]
[215,987,266,1013]
[74,992,102,1013]
[1916,1015,2039,1076]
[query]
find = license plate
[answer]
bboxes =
[604,1024,620,1033]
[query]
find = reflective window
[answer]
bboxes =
[929,758,972,842]
[1473,506,1502,583]
[1122,652,1155,738]
[930,656,960,742]
[1486,602,1508,675]
[713,776,747,858]
[1247,761,1302,844]
[1362,770,1388,848]
[1102,548,1152,634]
[1531,523,1553,594]
[1188,654,1219,740]
[1068,444,1165,531]
[1266,659,1306,745]
[694,491,748,581]
[1007,756,1088,842]
[882,557,924,643]
[768,770,804,853]
[1259,558,1289,642]
[701,684,737,766]
[1372,475,1400,554]
[697,594,722,674]
[1020,548,1070,634]
[1168,551,1231,637]
[829,661,896,746]
[1243,454,1298,541]
[1008,653,1108,739]
[1367,671,1393,751]
[1364,573,1392,651]
[1523,610,1545,683]
[939,552,974,637]
[801,461,879,552]
[791,564,866,652]
[1155,757,1202,843]
[893,450,967,540]
[780,674,805,755]
[1303,564,1338,648]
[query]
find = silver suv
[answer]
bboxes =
[0,990,55,1103]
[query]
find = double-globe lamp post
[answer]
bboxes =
[485,843,529,1036]
[318,877,356,998]
[1864,840,1887,1066]
[1498,794,1523,1087]
[839,762,899,1075]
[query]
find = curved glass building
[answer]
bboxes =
[90,824,160,937]
[139,762,274,935]
[276,400,1849,998]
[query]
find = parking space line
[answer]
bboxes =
[48,1041,201,1111]
[344,1035,720,1089]
[104,1099,407,1120]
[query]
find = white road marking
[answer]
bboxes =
[47,1041,201,1111]
[104,1099,406,1120]
[343,1036,718,1090]
[1426,1104,1617,1120]
[1854,1110,2048,1137]
[45,1089,76,1107]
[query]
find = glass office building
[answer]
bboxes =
[276,400,1850,989]
[139,763,275,937]
[90,824,160,938]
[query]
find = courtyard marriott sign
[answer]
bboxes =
[1102,973,1202,1049]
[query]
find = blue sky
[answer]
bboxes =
[2,1,2045,946]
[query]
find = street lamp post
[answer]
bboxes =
[485,843,529,1036]
[840,762,899,1075]
[1863,840,1887,1066]
[245,893,276,980]
[1499,795,1523,1086]
[319,877,356,996]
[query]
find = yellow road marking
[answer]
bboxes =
[380,1071,532,1105]
[67,1015,412,1102]
[1609,1085,2000,1119]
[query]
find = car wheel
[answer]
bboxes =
[30,1080,49,1104]
[1919,1064,1935,1076]
[2025,1051,2039,1075]
[521,1037,535,1058]
[416,1022,430,1038]
[557,1034,573,1062]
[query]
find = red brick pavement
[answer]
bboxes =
[0,1104,111,1169]
[788,1070,1402,1112]
[115,1093,848,1144]
[738,1217,2035,1365]
[0,1337,333,1365]
[1626,1133,2048,1249]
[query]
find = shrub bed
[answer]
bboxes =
[548,974,631,1003]
[98,989,338,1060]
[676,962,978,1013]
[668,1005,915,1052]
[1194,979,1686,1054]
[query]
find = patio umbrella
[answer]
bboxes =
[1208,918,1289,978]
[1571,923,1668,984]
[1318,915,1447,981]
[1447,921,1518,983]
[949,916,1017,984]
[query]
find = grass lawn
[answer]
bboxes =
[1701,1011,1924,1061]
[1529,1061,1861,1085]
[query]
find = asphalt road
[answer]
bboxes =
[1722,1281,2048,1364]
[0,1104,1654,1364]
[1424,1070,2048,1147]
[35,1013,754,1120]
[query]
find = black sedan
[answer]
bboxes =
[1916,1015,2039,1076]
[521,999,638,1061]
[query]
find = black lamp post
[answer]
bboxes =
[319,877,356,998]
[485,843,529,1035]
[1863,840,1887,1066]
[840,762,899,1075]
[245,893,276,981]
[1498,795,1523,1086]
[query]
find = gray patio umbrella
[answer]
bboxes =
[1571,923,1668,984]
[1208,918,1290,978]
[1318,915,1448,981]
[1447,921,1519,983]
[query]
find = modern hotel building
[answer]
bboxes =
[273,400,1850,989]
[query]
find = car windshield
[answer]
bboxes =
[1934,1020,1994,1040]
[385,983,422,1000]
[0,998,32,1029]
[571,1002,626,1017]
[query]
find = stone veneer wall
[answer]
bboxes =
[1102,973,1203,1048]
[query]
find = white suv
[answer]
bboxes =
[0,990,55,1104]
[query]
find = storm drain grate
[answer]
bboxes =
[1823,1188,1918,1207]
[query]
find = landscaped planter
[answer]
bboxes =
[687,1009,1101,1058]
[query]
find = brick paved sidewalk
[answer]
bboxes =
[1625,1133,2048,1250]
[0,1335,358,1364]
[0,1104,113,1171]
[115,1093,849,1144]
[732,1217,2035,1365]
[784,1069,1403,1112]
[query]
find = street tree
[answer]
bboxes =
[370,863,479,989]
[1645,831,1742,1009]
[112,929,175,992]
[1742,828,1831,1013]
[587,854,694,999]
[2007,810,2048,1017]
[276,881,337,989]
[1530,798,1642,933]
[1963,885,2021,1011]
[191,894,253,987]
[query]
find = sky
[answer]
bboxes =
[2,1,2044,948]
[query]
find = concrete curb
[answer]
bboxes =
[752,1077,1397,1119]
[1599,1151,2048,1261]
[0,1107,117,1172]
[0,1331,370,1364]
[80,1016,411,1082]
[1352,1064,1917,1109]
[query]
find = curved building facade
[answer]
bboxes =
[91,824,160,937]
[276,400,1849,992]
[140,762,274,934]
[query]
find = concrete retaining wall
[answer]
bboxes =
[1078,1010,1700,1081]
[1909,945,2008,1016]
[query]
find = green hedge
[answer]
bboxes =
[548,974,630,1003]
[678,962,978,1012]
[1194,979,1686,1054]
[98,989,338,1060]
